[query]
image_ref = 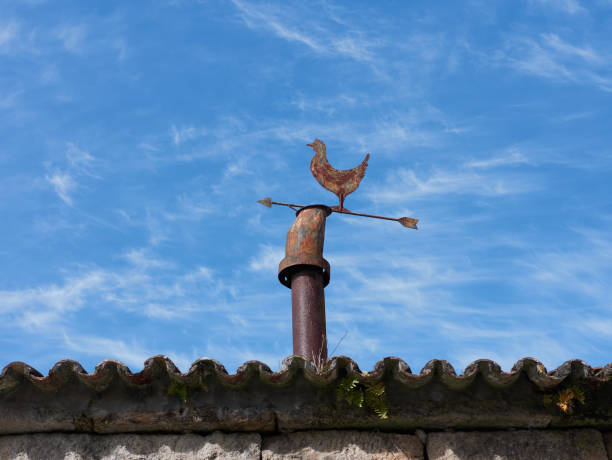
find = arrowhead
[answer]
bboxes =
[398,217,418,229]
[258,197,272,208]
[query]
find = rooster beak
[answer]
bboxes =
[306,143,313,147]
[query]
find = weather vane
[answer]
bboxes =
[259,139,418,365]
[259,139,418,228]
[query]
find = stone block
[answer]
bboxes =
[262,430,424,459]
[427,429,607,460]
[0,431,261,460]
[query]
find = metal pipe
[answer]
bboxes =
[278,205,331,362]
[290,266,327,362]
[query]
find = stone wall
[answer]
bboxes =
[1,429,611,459]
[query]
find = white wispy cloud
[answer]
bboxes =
[158,105,455,166]
[0,90,23,110]
[174,193,213,218]
[183,266,214,282]
[65,142,101,178]
[249,244,284,273]
[520,227,612,303]
[203,341,288,372]
[0,270,109,327]
[40,64,60,85]
[2,15,127,60]
[369,167,532,203]
[577,319,612,338]
[145,209,168,246]
[62,331,196,371]
[502,33,612,91]
[62,332,152,370]
[0,242,290,369]
[230,0,379,62]
[113,38,127,61]
[541,33,601,64]
[465,149,530,169]
[232,0,321,52]
[65,142,93,168]
[222,156,251,180]
[56,24,88,54]
[44,143,101,205]
[0,21,19,51]
[326,248,483,323]
[452,334,575,372]
[331,327,381,358]
[141,194,213,245]
[550,111,592,123]
[0,249,225,332]
[122,248,174,270]
[291,93,357,115]
[46,171,75,205]
[527,0,586,14]
[323,230,608,371]
[171,124,202,146]
[507,38,572,80]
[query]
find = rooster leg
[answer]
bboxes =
[331,195,348,213]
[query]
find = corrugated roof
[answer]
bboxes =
[1,356,611,434]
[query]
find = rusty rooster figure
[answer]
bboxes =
[308,139,369,212]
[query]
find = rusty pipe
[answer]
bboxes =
[291,266,327,362]
[278,205,331,362]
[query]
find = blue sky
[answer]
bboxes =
[1,0,611,375]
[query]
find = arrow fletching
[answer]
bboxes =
[398,217,418,229]
[258,197,272,208]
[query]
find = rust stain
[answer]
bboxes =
[278,205,331,288]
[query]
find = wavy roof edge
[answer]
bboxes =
[2,355,612,391]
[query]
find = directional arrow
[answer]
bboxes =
[258,197,418,229]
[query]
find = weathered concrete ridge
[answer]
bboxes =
[2,355,612,434]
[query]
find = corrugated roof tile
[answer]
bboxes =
[1,355,611,434]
